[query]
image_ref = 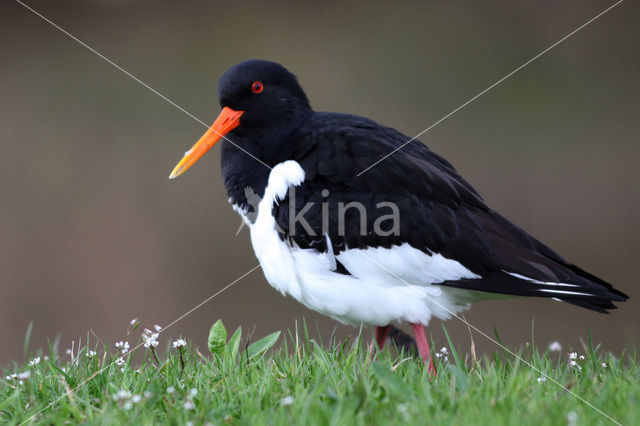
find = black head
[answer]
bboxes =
[169,60,312,179]
[217,59,311,130]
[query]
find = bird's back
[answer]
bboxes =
[267,111,629,312]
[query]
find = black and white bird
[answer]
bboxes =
[170,60,628,374]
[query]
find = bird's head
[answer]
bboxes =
[169,60,311,179]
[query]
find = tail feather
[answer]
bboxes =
[441,270,627,313]
[452,210,630,313]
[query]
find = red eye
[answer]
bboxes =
[251,81,264,94]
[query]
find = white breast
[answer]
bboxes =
[247,161,486,326]
[249,161,305,299]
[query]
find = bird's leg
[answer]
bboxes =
[409,323,436,376]
[369,325,391,357]
[375,325,391,350]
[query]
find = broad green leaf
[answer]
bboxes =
[447,364,469,393]
[371,362,411,396]
[208,320,227,356]
[247,331,281,359]
[228,326,242,359]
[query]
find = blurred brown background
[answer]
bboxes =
[1,0,638,366]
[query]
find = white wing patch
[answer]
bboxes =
[503,271,580,287]
[503,271,594,297]
[337,244,481,286]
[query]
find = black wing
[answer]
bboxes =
[271,112,628,312]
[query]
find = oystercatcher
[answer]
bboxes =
[170,60,628,373]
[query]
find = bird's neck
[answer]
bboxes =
[220,109,312,213]
[221,147,270,214]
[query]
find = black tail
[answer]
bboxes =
[442,211,629,313]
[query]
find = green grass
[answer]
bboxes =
[1,321,638,425]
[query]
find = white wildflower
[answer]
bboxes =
[601,362,608,368]
[188,388,198,398]
[6,373,18,380]
[280,395,295,406]
[17,371,31,380]
[548,341,562,352]
[115,357,125,366]
[113,389,143,409]
[435,348,448,359]
[143,333,159,348]
[569,360,582,371]
[568,352,578,360]
[537,376,547,383]
[115,341,130,354]
[28,357,40,367]
[167,386,175,394]
[114,389,131,401]
[172,338,187,349]
[567,411,578,425]
[183,401,195,410]
[154,324,162,332]
[87,350,97,358]
[579,355,585,360]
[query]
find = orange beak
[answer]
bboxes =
[169,107,244,179]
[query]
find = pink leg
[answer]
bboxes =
[369,325,391,357]
[410,323,436,376]
[375,325,391,350]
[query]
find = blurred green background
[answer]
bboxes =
[1,0,638,365]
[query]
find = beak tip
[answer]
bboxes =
[168,107,243,181]
[169,168,181,179]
